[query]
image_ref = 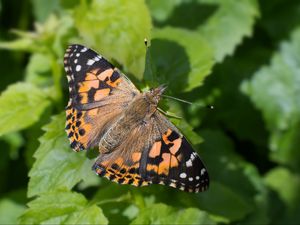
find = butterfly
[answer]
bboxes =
[64,44,209,193]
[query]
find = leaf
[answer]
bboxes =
[241,27,300,170]
[146,0,182,22]
[31,0,61,22]
[0,82,50,136]
[264,167,300,224]
[195,181,253,222]
[0,132,24,159]
[28,113,96,197]
[74,0,152,79]
[0,199,26,224]
[150,27,213,92]
[19,191,108,224]
[131,203,216,225]
[63,205,108,224]
[259,0,300,42]
[264,167,300,210]
[25,53,52,87]
[198,0,260,62]
[193,130,265,222]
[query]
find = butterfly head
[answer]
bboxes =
[145,85,167,106]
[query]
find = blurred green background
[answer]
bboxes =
[1,0,300,224]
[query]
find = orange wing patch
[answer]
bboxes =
[149,141,161,158]
[94,89,110,101]
[93,153,150,187]
[158,153,171,175]
[146,129,183,176]
[78,80,99,93]
[76,68,122,104]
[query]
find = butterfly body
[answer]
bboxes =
[64,44,209,193]
[98,86,164,154]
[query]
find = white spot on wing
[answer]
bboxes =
[87,59,95,66]
[188,177,193,181]
[196,176,200,180]
[76,53,80,57]
[169,183,176,188]
[94,56,102,61]
[74,59,78,64]
[81,47,88,52]
[190,153,196,160]
[201,168,206,175]
[186,159,193,167]
[76,65,81,71]
[179,173,187,179]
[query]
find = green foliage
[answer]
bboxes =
[0,82,50,136]
[28,113,96,198]
[19,191,107,224]
[198,0,260,62]
[0,199,25,224]
[0,0,300,224]
[242,27,300,171]
[150,27,213,91]
[74,0,152,79]
[131,203,215,224]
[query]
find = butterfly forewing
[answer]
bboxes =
[64,44,138,151]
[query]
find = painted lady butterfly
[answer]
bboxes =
[64,44,209,192]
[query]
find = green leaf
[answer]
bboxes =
[28,113,96,197]
[74,0,152,79]
[264,167,300,210]
[259,0,300,42]
[198,0,260,62]
[0,82,50,136]
[146,0,182,22]
[131,203,215,225]
[264,167,300,224]
[194,130,266,221]
[0,199,26,224]
[0,132,24,159]
[31,0,61,22]
[19,191,108,224]
[25,53,52,87]
[241,27,300,170]
[63,205,108,224]
[195,181,253,222]
[150,27,213,92]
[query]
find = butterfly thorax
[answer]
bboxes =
[98,87,164,154]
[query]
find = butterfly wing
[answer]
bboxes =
[64,44,139,151]
[93,111,209,193]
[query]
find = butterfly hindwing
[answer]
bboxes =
[93,112,209,193]
[64,44,139,151]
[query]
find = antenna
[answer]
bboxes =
[161,95,193,105]
[161,94,214,109]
